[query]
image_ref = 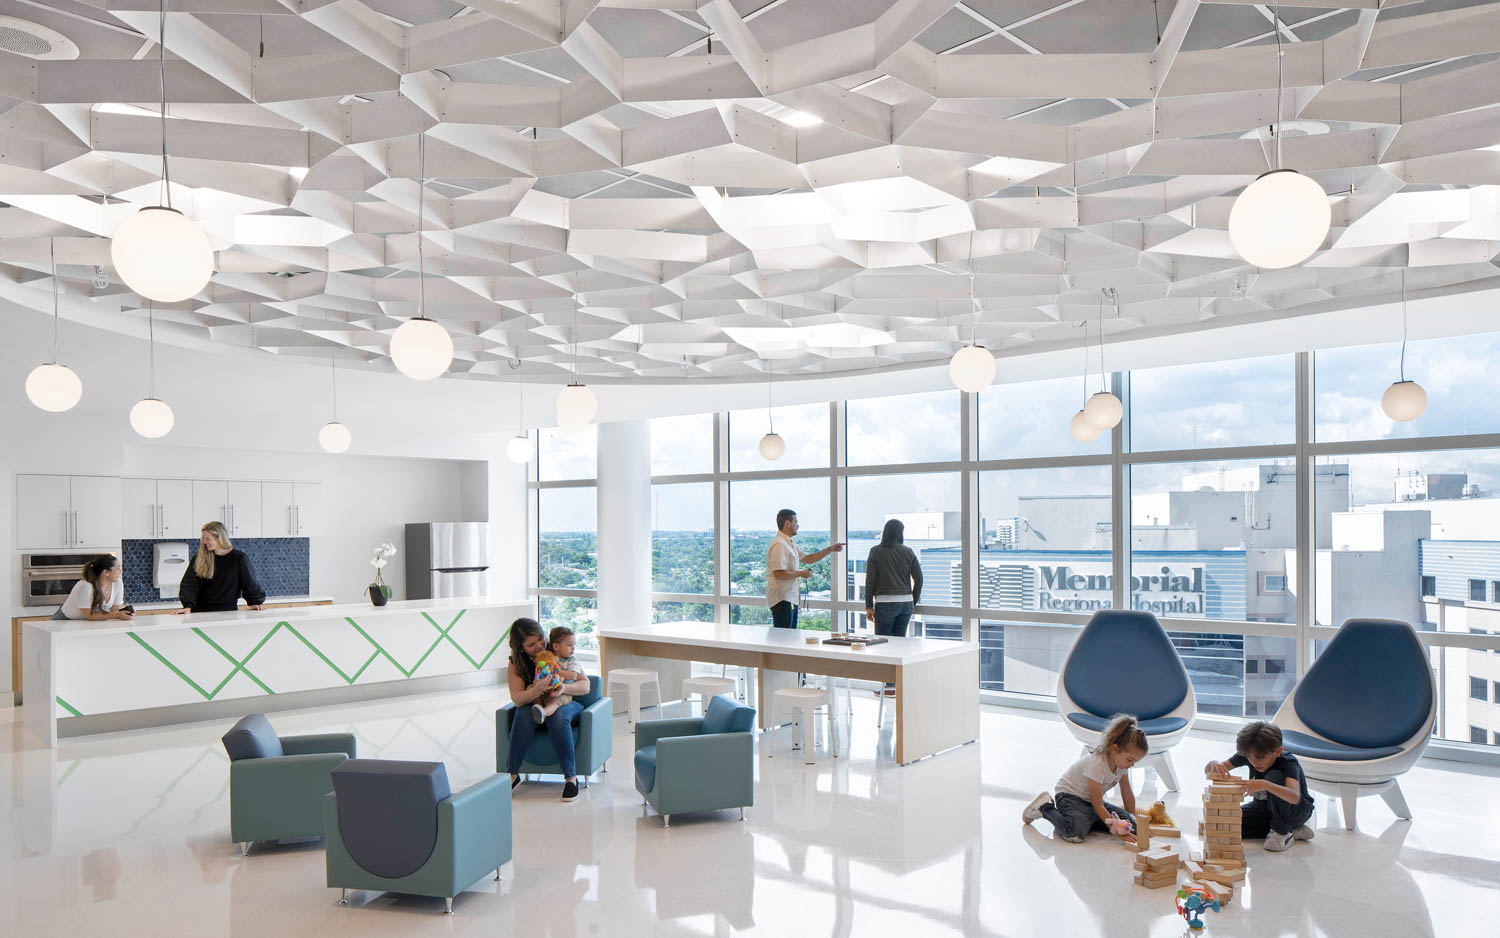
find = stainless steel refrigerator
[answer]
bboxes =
[405,522,490,599]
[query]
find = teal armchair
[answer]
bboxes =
[634,695,755,827]
[222,713,355,856]
[495,675,613,778]
[324,759,512,914]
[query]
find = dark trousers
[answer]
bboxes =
[770,601,799,629]
[1240,770,1314,838]
[1040,792,1132,842]
[873,602,913,687]
[505,700,583,779]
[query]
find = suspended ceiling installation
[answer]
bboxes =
[2,0,1500,382]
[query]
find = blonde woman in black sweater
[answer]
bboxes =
[175,521,267,614]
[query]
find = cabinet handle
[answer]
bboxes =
[63,511,69,545]
[159,503,165,536]
[230,504,235,534]
[288,505,293,536]
[72,510,79,546]
[295,505,301,534]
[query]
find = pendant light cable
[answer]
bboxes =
[1273,3,1284,172]
[767,358,775,434]
[1096,293,1107,394]
[328,311,338,420]
[148,301,156,398]
[158,0,173,208]
[968,229,978,343]
[49,237,60,363]
[572,273,580,381]
[1399,269,1408,382]
[417,132,426,321]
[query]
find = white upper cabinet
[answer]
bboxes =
[158,479,195,539]
[226,481,262,539]
[261,482,295,537]
[16,475,121,549]
[192,480,230,531]
[122,478,160,539]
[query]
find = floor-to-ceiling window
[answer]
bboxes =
[526,329,1500,758]
[533,427,599,648]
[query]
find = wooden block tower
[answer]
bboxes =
[1132,810,1182,889]
[1193,781,1248,904]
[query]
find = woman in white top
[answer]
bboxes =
[59,556,133,621]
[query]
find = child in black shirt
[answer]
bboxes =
[1205,721,1316,852]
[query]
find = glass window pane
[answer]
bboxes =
[979,621,1080,695]
[729,602,831,631]
[1129,354,1294,451]
[540,595,598,651]
[847,472,960,606]
[538,427,597,481]
[979,375,1108,461]
[846,390,960,466]
[650,413,714,476]
[1315,332,1500,442]
[728,478,830,598]
[730,402,829,470]
[652,482,714,595]
[538,487,596,589]
[653,600,715,623]
[1131,459,1297,623]
[977,466,1112,613]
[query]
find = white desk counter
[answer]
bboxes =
[23,598,533,746]
[598,621,979,765]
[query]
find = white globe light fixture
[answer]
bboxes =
[111,4,214,303]
[1381,380,1427,422]
[1228,169,1330,269]
[318,421,352,454]
[390,316,453,380]
[26,363,82,413]
[506,434,532,464]
[28,240,82,413]
[949,343,997,393]
[1226,15,1329,270]
[555,382,597,430]
[130,397,175,438]
[1083,390,1123,431]
[759,432,786,461]
[1069,409,1102,443]
[111,207,214,303]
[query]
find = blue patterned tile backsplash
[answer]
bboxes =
[121,538,310,604]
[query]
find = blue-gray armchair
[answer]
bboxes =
[634,695,755,827]
[222,713,356,856]
[496,674,613,778]
[324,759,512,914]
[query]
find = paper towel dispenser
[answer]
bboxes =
[154,542,190,599]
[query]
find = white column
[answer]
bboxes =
[596,421,652,629]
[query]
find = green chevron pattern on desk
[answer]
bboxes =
[89,609,510,715]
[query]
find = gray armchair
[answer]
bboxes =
[222,713,355,856]
[324,759,512,914]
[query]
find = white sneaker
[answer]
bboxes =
[1022,792,1052,825]
[1292,824,1315,842]
[531,704,545,725]
[1263,830,1294,852]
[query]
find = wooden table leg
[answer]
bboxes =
[894,647,980,764]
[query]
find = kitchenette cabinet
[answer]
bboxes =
[122,478,195,539]
[192,480,264,538]
[16,475,122,549]
[261,482,319,537]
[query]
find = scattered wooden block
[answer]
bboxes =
[1197,879,1232,906]
[1184,860,1204,878]
[1149,824,1181,838]
[1134,870,1179,889]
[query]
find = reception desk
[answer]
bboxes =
[22,598,532,746]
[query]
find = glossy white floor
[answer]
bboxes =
[3,686,1496,937]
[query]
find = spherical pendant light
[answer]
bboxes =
[949,343,997,393]
[555,382,597,429]
[111,207,214,302]
[318,420,351,453]
[759,432,785,461]
[1069,409,1102,443]
[25,363,82,413]
[1228,170,1331,269]
[390,317,453,380]
[506,434,532,464]
[130,397,175,438]
[1083,390,1123,431]
[1381,380,1427,422]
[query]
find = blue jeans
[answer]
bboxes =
[1240,769,1315,838]
[1041,792,1132,842]
[873,602,913,688]
[770,601,799,629]
[505,700,583,779]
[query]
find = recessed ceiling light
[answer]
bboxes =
[781,110,822,128]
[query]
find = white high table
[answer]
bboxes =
[22,597,533,747]
[597,621,980,765]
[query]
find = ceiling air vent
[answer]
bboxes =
[0,17,80,60]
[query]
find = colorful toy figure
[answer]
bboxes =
[1175,885,1220,931]
[533,650,563,689]
[1105,815,1134,839]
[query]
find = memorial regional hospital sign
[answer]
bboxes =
[1037,563,1205,615]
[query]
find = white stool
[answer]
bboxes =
[770,686,838,764]
[680,676,737,717]
[606,668,661,726]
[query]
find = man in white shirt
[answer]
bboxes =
[765,508,843,629]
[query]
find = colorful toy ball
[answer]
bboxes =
[1175,885,1220,931]
[533,650,562,688]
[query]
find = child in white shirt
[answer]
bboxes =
[1022,714,1148,844]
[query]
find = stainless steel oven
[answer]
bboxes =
[21,551,118,607]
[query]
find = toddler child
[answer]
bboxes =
[1204,721,1315,852]
[1022,714,1147,844]
[532,626,587,724]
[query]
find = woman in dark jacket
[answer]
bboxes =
[175,521,266,613]
[864,519,923,695]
